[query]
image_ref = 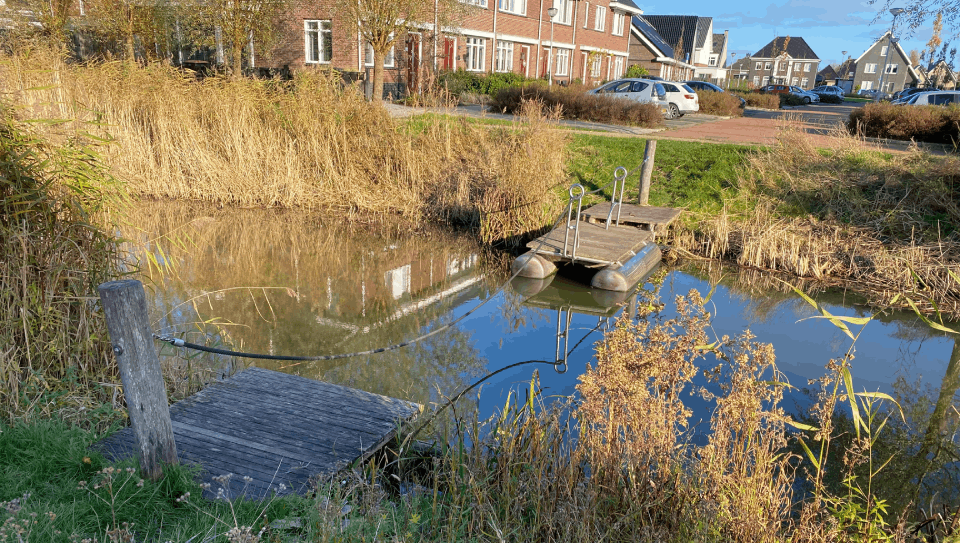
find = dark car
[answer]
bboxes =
[890,87,927,103]
[683,80,747,107]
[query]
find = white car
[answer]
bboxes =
[588,78,668,106]
[812,85,844,97]
[659,81,699,117]
[901,90,960,106]
[790,86,820,103]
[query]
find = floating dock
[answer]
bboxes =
[96,368,421,499]
[513,203,679,292]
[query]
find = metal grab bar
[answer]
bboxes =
[603,166,628,230]
[563,184,586,262]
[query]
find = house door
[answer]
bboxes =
[519,46,529,77]
[405,33,421,93]
[442,37,456,71]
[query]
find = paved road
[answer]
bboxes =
[385,101,950,154]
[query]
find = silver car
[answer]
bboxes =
[587,78,672,116]
[790,86,820,104]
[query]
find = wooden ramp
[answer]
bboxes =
[96,368,421,500]
[580,203,681,233]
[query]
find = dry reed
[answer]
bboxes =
[669,117,960,317]
[0,49,567,247]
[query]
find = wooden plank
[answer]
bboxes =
[527,221,655,265]
[94,368,421,499]
[581,203,681,231]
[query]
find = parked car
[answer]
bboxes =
[790,86,820,104]
[891,87,928,103]
[659,81,699,117]
[759,84,791,95]
[900,90,960,106]
[587,78,670,114]
[812,85,844,97]
[683,80,747,107]
[857,88,879,98]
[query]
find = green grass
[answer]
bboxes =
[0,420,304,542]
[400,112,609,134]
[566,135,759,218]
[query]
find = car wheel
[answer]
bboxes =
[803,97,811,104]
[669,103,680,119]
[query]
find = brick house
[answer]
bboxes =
[628,15,696,81]
[847,31,918,95]
[267,0,643,96]
[728,55,752,87]
[744,36,820,90]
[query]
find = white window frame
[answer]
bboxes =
[765,62,771,70]
[880,46,888,57]
[804,62,811,72]
[304,20,332,64]
[612,12,624,35]
[365,40,395,68]
[462,0,487,7]
[791,77,798,85]
[884,63,898,74]
[589,55,601,77]
[755,62,762,70]
[861,80,873,90]
[495,40,514,72]
[594,5,605,31]
[583,2,589,28]
[761,75,769,86]
[708,55,717,66]
[555,48,570,76]
[498,0,525,15]
[465,37,486,72]
[614,56,624,78]
[552,0,572,25]
[864,63,876,74]
[800,77,808,87]
[753,76,760,86]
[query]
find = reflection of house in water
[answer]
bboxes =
[316,250,481,334]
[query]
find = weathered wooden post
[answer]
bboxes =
[98,279,178,481]
[638,139,657,206]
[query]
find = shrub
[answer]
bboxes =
[490,83,664,127]
[847,102,960,144]
[779,93,806,107]
[734,91,779,109]
[436,69,538,98]
[697,90,744,117]
[817,94,844,104]
[623,64,650,78]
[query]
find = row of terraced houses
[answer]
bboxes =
[259,1,749,96]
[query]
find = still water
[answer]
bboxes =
[129,202,958,423]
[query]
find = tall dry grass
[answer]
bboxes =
[0,104,125,428]
[670,120,960,317]
[0,49,567,246]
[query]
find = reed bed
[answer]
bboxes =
[0,49,567,246]
[0,105,125,429]
[669,119,960,317]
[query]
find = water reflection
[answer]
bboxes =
[125,202,958,437]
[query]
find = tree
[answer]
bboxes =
[86,0,167,61]
[909,48,920,66]
[200,0,287,76]
[868,0,958,40]
[333,0,468,102]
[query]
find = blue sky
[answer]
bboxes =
[634,0,959,71]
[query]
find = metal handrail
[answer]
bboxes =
[563,184,586,262]
[603,166,629,230]
[563,166,636,261]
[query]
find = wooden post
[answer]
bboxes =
[638,139,657,206]
[98,279,178,481]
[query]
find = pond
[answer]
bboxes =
[127,202,959,427]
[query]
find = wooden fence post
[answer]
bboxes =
[98,279,178,481]
[638,139,657,206]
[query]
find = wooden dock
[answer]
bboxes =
[513,202,680,291]
[580,203,682,233]
[96,368,421,499]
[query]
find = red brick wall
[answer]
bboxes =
[263,0,633,87]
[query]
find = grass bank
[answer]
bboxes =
[566,128,960,317]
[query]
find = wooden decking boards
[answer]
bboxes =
[96,368,421,499]
[580,203,682,233]
[525,203,679,268]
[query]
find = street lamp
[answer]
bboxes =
[840,50,847,89]
[547,6,558,86]
[728,52,737,89]
[876,7,905,101]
